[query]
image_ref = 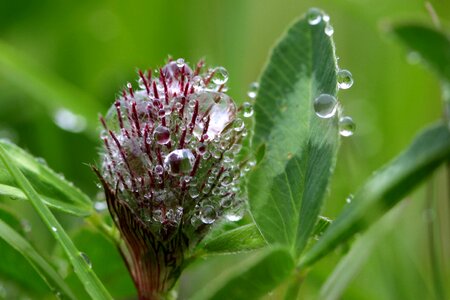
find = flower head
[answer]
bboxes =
[95,58,253,298]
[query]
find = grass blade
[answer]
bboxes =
[0,218,76,299]
[300,122,450,267]
[0,140,92,215]
[0,144,113,300]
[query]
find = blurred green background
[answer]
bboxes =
[0,0,448,299]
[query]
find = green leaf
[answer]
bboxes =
[319,203,405,300]
[190,247,294,300]
[249,9,340,258]
[0,140,92,216]
[0,144,113,300]
[200,224,267,255]
[0,217,76,300]
[300,122,450,267]
[0,40,101,135]
[391,24,450,82]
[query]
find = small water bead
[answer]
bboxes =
[152,209,164,223]
[242,102,254,118]
[94,201,108,212]
[51,226,58,232]
[324,24,334,36]
[192,76,205,89]
[225,206,245,222]
[322,14,330,22]
[153,126,171,145]
[346,194,354,204]
[307,8,322,25]
[339,116,356,137]
[247,82,259,99]
[197,142,207,155]
[154,165,164,175]
[233,118,245,132]
[313,94,338,118]
[337,69,354,90]
[200,205,216,224]
[211,67,229,85]
[80,252,92,269]
[189,187,200,198]
[220,196,233,208]
[164,149,195,175]
[176,58,185,68]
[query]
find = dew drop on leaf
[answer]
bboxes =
[337,69,354,89]
[313,94,338,118]
[80,252,92,269]
[339,116,356,137]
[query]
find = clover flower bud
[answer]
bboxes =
[94,58,253,299]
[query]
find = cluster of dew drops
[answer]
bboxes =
[98,58,258,232]
[308,8,356,137]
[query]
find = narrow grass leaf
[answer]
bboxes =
[0,144,113,300]
[300,122,450,267]
[0,218,76,300]
[0,140,92,215]
[190,247,294,300]
[249,9,340,258]
[320,204,405,300]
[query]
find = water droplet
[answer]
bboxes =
[189,187,200,198]
[242,102,254,118]
[313,94,338,118]
[200,205,216,224]
[247,82,259,99]
[339,116,356,137]
[36,157,48,166]
[176,58,185,68]
[220,196,233,208]
[51,226,58,232]
[346,194,354,204]
[225,206,245,222]
[94,201,107,212]
[154,165,164,175]
[53,109,87,133]
[190,92,237,139]
[80,252,92,268]
[322,14,330,22]
[307,8,322,25]
[407,51,421,65]
[324,24,334,36]
[152,209,164,223]
[153,126,171,145]
[212,67,229,85]
[197,142,207,155]
[337,69,353,89]
[164,149,195,175]
[233,118,245,132]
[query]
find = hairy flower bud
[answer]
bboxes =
[95,58,253,299]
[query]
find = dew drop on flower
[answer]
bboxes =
[233,118,245,132]
[154,165,164,175]
[211,67,229,85]
[189,187,200,198]
[313,94,338,118]
[225,205,245,222]
[153,126,171,145]
[307,8,322,25]
[242,102,254,118]
[80,252,92,269]
[337,69,353,89]
[176,58,185,68]
[200,205,216,224]
[247,82,259,99]
[164,149,195,175]
[324,24,334,36]
[339,116,356,137]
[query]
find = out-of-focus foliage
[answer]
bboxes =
[0,0,449,299]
